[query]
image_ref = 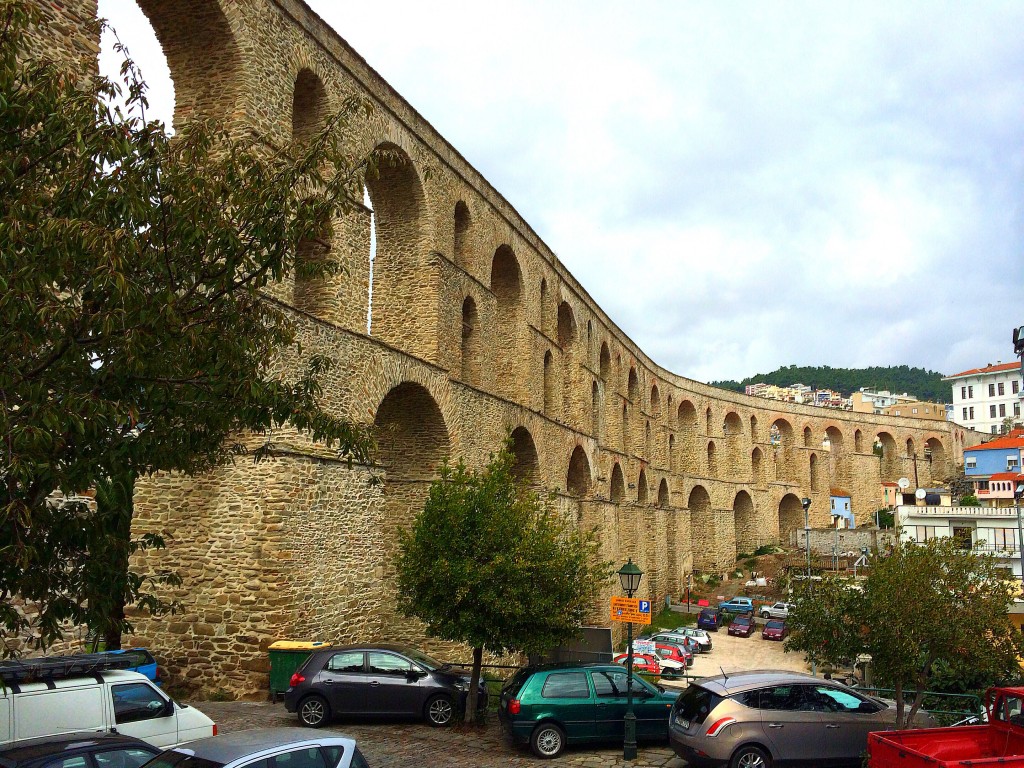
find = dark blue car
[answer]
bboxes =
[696,608,721,631]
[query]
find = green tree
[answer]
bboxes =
[395,443,611,723]
[786,538,1024,728]
[1,2,374,651]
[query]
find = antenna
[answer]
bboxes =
[720,665,729,684]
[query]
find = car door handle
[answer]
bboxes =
[369,681,380,686]
[323,680,334,685]
[767,723,784,728]
[826,724,840,729]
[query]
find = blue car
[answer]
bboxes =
[718,597,754,615]
[100,648,162,685]
[697,608,722,631]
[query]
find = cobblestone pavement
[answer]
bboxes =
[190,624,806,767]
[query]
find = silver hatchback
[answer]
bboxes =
[669,671,933,768]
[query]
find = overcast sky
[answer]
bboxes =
[98,0,1024,385]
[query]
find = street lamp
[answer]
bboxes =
[1015,483,1024,590]
[801,497,815,676]
[618,558,644,761]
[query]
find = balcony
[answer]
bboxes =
[901,505,1019,518]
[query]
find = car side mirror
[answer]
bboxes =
[162,698,175,717]
[406,669,425,681]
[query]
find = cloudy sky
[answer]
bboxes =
[98,1,1024,385]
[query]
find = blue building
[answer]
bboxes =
[829,489,854,528]
[963,429,1024,507]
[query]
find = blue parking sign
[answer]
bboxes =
[638,600,650,613]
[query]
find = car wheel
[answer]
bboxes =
[730,744,771,768]
[297,695,330,728]
[425,694,455,726]
[530,722,566,759]
[760,611,770,619]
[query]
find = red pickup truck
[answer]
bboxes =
[868,687,1024,767]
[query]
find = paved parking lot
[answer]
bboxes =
[190,626,808,767]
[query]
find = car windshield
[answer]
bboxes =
[400,647,444,671]
[142,753,224,768]
[766,620,784,629]
[733,617,750,625]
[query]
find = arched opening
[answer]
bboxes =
[621,403,630,452]
[771,418,796,482]
[707,441,718,476]
[491,245,523,400]
[688,485,716,570]
[610,463,625,503]
[803,426,813,447]
[543,351,555,414]
[809,453,819,491]
[668,434,676,471]
[705,407,713,435]
[875,432,899,481]
[666,394,675,427]
[645,421,653,461]
[539,278,550,335]
[679,400,698,434]
[591,381,601,437]
[658,478,670,508]
[854,429,864,453]
[751,447,765,485]
[637,468,649,504]
[509,426,540,486]
[453,201,471,270]
[826,426,849,488]
[627,367,640,402]
[724,412,743,436]
[557,301,576,349]
[292,68,328,146]
[460,296,481,385]
[734,491,758,556]
[566,446,592,496]
[374,382,450,482]
[906,437,916,462]
[778,493,804,545]
[924,437,948,483]
[678,400,699,470]
[599,343,611,380]
[366,143,428,354]
[651,385,661,418]
[750,415,759,442]
[724,411,743,467]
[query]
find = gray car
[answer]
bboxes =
[142,728,368,768]
[669,670,933,768]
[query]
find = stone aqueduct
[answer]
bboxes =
[41,0,973,695]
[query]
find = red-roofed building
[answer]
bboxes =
[963,429,1024,506]
[943,361,1022,435]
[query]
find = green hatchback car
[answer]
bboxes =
[498,663,680,759]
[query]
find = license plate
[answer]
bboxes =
[679,718,690,729]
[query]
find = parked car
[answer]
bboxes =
[727,615,756,638]
[669,626,714,652]
[669,670,934,768]
[759,601,794,620]
[697,608,722,632]
[144,727,369,768]
[762,619,788,641]
[283,643,486,728]
[0,654,215,746]
[498,663,679,758]
[717,597,754,615]
[0,732,160,768]
[612,653,660,675]
[651,642,691,668]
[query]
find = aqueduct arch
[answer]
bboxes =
[779,493,805,544]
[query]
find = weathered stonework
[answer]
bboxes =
[27,0,983,697]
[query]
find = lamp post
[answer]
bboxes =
[1015,483,1024,590]
[618,558,644,761]
[801,496,815,676]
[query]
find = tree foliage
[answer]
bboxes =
[396,442,611,722]
[1,2,375,651]
[711,364,947,403]
[785,538,1024,728]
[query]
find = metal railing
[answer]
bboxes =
[854,686,983,726]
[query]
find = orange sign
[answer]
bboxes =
[609,596,652,624]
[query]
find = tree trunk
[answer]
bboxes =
[464,645,483,724]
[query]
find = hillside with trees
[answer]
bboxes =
[710,365,948,403]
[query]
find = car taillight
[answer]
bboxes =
[508,698,521,714]
[212,724,218,736]
[706,716,736,737]
[289,672,305,687]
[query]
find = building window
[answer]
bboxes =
[969,407,975,419]
[963,407,968,420]
[966,457,977,469]
[1000,404,1006,417]
[1015,403,1021,417]
[1010,457,1020,471]
[977,480,989,491]
[914,526,938,541]
[912,408,918,414]
[998,382,1005,396]
[961,386,967,400]
[969,385,974,398]
[992,425,998,433]
[986,528,1017,551]
[989,383,996,397]
[1014,380,1020,394]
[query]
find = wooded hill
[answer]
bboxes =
[710,365,948,403]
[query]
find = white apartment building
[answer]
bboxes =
[943,361,1022,434]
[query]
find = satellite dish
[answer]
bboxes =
[915,488,927,500]
[897,478,910,490]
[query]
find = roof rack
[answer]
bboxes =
[0,652,133,684]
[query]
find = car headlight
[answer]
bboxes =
[453,679,469,691]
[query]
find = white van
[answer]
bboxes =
[0,658,215,747]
